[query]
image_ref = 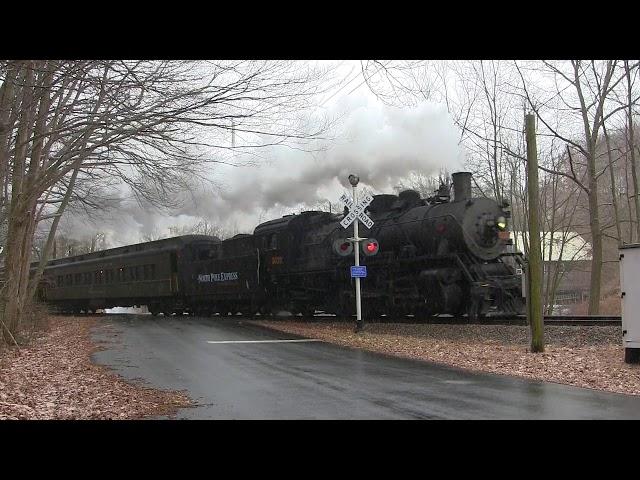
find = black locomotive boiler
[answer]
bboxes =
[34,171,524,321]
[258,171,524,320]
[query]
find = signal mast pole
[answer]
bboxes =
[339,174,376,333]
[351,177,364,332]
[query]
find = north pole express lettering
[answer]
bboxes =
[197,272,239,283]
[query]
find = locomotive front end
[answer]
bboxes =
[450,172,511,261]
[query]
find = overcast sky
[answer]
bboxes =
[58,61,464,247]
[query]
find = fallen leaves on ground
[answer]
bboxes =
[251,320,640,396]
[0,316,192,420]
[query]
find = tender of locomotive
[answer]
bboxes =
[35,171,524,321]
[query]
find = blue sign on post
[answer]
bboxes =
[350,266,367,278]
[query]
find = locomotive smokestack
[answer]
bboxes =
[452,172,472,202]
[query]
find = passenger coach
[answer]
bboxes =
[37,235,261,315]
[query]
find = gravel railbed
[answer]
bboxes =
[250,320,640,396]
[0,316,193,420]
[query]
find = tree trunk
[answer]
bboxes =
[625,159,635,243]
[2,209,31,341]
[27,161,82,300]
[624,61,640,243]
[0,64,18,210]
[543,175,557,314]
[587,169,602,315]
[603,123,622,245]
[1,62,37,342]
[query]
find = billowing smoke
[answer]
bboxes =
[177,97,462,227]
[56,94,463,247]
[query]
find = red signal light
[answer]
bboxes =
[333,238,353,256]
[362,238,380,256]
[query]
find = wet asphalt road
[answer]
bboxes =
[91,314,640,419]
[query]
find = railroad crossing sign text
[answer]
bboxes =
[340,193,374,229]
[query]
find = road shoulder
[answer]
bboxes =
[249,319,640,396]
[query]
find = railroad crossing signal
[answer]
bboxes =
[361,238,379,256]
[339,192,374,229]
[333,237,380,257]
[333,238,354,256]
[338,175,375,333]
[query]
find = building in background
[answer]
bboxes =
[511,231,592,310]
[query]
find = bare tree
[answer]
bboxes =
[0,60,330,343]
[167,218,240,240]
[513,60,639,314]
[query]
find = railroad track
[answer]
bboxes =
[255,313,623,327]
[532,315,621,326]
[68,311,623,326]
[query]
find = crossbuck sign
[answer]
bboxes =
[339,193,374,229]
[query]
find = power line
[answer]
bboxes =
[319,65,366,107]
[345,60,392,97]
[320,60,394,107]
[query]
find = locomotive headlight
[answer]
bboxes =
[496,216,507,231]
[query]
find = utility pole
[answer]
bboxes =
[525,113,544,352]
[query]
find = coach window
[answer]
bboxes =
[75,273,82,284]
[135,265,142,281]
[65,274,72,286]
[149,264,155,279]
[57,275,63,287]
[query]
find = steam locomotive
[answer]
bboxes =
[35,171,524,321]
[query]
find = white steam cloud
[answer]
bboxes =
[58,94,463,246]
[185,98,462,226]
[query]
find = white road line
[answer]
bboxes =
[206,339,321,344]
